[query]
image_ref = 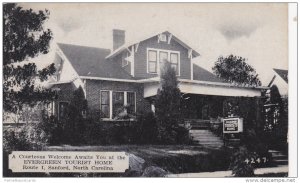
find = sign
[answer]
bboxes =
[223,118,243,133]
[9,151,129,173]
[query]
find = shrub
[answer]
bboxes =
[175,126,191,144]
[40,115,64,145]
[82,120,106,145]
[138,112,159,144]
[241,128,269,158]
[62,86,88,145]
[109,123,141,144]
[155,61,185,144]
[3,124,49,153]
[3,127,32,152]
[230,146,255,177]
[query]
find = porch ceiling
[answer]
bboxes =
[144,81,264,98]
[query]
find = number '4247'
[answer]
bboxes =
[244,157,268,164]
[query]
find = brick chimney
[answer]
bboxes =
[112,29,125,51]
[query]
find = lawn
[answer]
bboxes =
[46,144,231,174]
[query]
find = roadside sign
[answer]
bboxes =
[223,118,243,133]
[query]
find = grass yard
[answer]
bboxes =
[46,144,231,174]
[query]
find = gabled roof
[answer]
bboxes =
[193,64,227,83]
[56,43,231,85]
[106,30,201,59]
[57,43,135,80]
[273,68,288,83]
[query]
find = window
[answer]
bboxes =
[159,51,168,63]
[159,34,167,42]
[100,91,136,119]
[113,92,124,118]
[100,91,110,118]
[122,58,128,67]
[148,50,157,73]
[170,53,179,75]
[58,102,69,120]
[147,48,180,75]
[122,52,129,67]
[127,92,135,115]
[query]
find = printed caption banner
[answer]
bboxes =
[9,151,129,173]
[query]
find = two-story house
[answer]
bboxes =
[48,29,267,121]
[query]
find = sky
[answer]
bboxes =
[20,3,288,88]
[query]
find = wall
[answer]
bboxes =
[114,52,131,75]
[134,34,191,79]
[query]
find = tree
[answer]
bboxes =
[264,85,288,148]
[212,55,261,86]
[155,61,183,144]
[64,86,88,144]
[3,3,56,113]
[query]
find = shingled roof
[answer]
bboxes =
[193,64,226,83]
[57,43,134,80]
[57,43,225,83]
[273,68,288,83]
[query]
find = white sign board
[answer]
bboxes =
[223,118,243,133]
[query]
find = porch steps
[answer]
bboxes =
[269,150,288,167]
[187,119,211,129]
[190,129,224,149]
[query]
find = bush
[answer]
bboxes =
[82,120,106,145]
[230,146,255,177]
[155,61,186,144]
[241,128,269,158]
[40,115,64,145]
[138,112,159,144]
[3,127,32,152]
[175,126,191,144]
[3,124,49,153]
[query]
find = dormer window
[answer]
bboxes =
[147,48,180,75]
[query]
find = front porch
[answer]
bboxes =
[143,79,267,131]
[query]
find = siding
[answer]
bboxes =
[134,34,191,79]
[113,50,131,75]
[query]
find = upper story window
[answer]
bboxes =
[122,52,130,67]
[159,51,168,64]
[170,53,179,75]
[147,48,180,75]
[148,50,157,73]
[159,34,167,42]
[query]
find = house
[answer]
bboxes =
[48,29,268,121]
[268,68,288,97]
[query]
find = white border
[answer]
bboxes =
[288,2,298,177]
[0,2,298,183]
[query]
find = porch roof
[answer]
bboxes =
[143,78,268,98]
